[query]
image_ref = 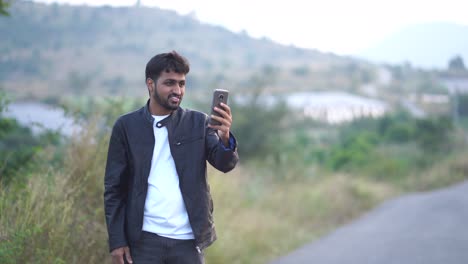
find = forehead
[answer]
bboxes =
[158,70,186,81]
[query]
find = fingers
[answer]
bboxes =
[111,250,124,264]
[124,247,133,264]
[210,103,232,128]
[213,103,231,118]
[208,103,232,144]
[218,102,231,115]
[210,114,231,128]
[111,247,132,264]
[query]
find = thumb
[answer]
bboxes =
[124,247,133,264]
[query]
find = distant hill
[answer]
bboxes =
[358,22,468,70]
[0,1,369,99]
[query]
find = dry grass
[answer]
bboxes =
[0,119,109,264]
[403,149,468,191]
[205,167,396,264]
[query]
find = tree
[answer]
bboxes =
[458,94,468,117]
[448,55,466,71]
[0,0,11,16]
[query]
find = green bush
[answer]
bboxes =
[458,94,468,116]
[327,132,379,170]
[384,123,415,142]
[414,116,453,152]
[229,93,290,161]
[322,111,455,177]
[0,92,62,184]
[0,117,40,182]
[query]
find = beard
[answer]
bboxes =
[152,90,181,111]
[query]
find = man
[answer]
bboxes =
[104,51,239,264]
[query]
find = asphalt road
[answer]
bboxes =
[271,181,468,264]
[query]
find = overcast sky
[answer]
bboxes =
[33,0,468,55]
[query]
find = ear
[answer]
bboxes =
[146,78,154,93]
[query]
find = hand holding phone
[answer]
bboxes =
[209,89,229,126]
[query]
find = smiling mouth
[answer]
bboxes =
[169,95,181,103]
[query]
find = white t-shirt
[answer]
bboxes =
[142,115,194,239]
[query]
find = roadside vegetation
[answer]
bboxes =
[1,91,467,263]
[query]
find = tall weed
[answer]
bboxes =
[0,119,109,263]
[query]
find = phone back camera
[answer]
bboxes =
[219,94,224,100]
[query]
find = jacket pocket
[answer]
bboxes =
[173,135,203,146]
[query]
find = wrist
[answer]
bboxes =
[220,131,230,146]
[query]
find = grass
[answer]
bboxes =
[0,119,109,264]
[1,119,467,263]
[205,166,396,264]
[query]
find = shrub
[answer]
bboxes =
[0,92,62,184]
[0,118,109,263]
[414,116,453,153]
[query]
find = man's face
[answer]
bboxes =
[150,70,186,114]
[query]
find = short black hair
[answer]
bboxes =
[145,50,190,82]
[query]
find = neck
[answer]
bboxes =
[149,99,173,116]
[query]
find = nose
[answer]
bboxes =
[173,84,182,95]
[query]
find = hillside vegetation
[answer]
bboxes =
[1,1,368,99]
[2,2,461,111]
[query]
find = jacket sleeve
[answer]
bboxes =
[205,121,239,172]
[104,119,129,252]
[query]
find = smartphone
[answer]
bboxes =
[209,89,229,126]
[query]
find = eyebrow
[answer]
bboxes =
[164,78,185,82]
[163,78,186,85]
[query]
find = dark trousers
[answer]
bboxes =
[128,231,204,264]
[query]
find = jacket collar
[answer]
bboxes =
[143,99,154,124]
[143,99,181,128]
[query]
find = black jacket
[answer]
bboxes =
[104,101,239,252]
